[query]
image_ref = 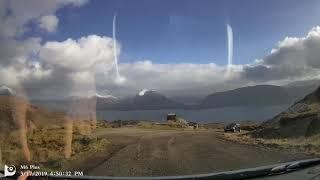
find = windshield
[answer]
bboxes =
[0,0,320,178]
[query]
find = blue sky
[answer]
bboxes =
[2,0,320,98]
[33,0,320,65]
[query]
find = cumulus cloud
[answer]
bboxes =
[40,35,115,71]
[39,15,59,32]
[0,0,90,98]
[20,35,116,99]
[243,26,320,83]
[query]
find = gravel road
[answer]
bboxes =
[87,128,310,177]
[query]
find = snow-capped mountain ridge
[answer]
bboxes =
[89,93,118,100]
[138,89,156,96]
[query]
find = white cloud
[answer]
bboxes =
[243,26,320,82]
[17,34,117,98]
[0,0,91,98]
[0,64,52,89]
[39,15,59,32]
[39,35,115,71]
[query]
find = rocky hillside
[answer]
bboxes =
[252,86,320,138]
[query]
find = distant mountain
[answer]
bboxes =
[32,80,320,111]
[33,94,120,112]
[253,86,320,138]
[33,90,182,111]
[201,85,291,108]
[93,94,119,110]
[170,96,203,105]
[133,89,182,109]
[114,89,183,110]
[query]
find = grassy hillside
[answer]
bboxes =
[0,96,111,171]
[251,87,320,139]
[2,127,111,170]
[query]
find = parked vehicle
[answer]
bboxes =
[224,123,241,133]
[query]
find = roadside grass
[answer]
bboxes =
[137,121,193,131]
[219,131,320,156]
[1,125,111,171]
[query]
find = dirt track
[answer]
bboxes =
[86,128,310,176]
